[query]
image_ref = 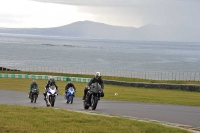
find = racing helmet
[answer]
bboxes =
[95,72,102,79]
[49,76,55,82]
[68,78,72,84]
[32,80,36,84]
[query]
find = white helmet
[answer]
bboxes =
[49,76,55,82]
[95,72,102,79]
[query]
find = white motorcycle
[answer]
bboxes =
[45,85,58,107]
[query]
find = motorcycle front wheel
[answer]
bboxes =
[69,96,73,104]
[33,94,38,103]
[50,96,55,107]
[91,95,98,110]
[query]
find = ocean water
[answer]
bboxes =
[0,33,200,73]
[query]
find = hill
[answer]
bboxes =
[0,20,199,42]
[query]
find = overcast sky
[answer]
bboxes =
[0,0,199,28]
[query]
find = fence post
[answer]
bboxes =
[186,73,188,81]
[199,73,200,81]
[175,73,176,80]
[167,72,169,80]
[150,72,152,80]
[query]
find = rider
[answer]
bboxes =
[29,80,39,98]
[65,80,76,92]
[82,72,104,100]
[43,76,58,100]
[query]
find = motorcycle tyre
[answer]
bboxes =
[91,96,98,110]
[31,94,33,103]
[50,96,55,107]
[33,94,38,103]
[70,96,73,104]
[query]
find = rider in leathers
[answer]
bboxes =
[29,80,39,98]
[82,72,104,100]
[43,76,58,100]
[65,81,76,92]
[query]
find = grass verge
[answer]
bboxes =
[0,104,192,133]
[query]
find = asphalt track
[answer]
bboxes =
[0,89,200,130]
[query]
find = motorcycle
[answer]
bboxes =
[45,85,58,107]
[83,82,102,110]
[29,88,39,103]
[64,87,76,104]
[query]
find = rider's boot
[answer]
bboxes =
[82,88,88,100]
[82,95,85,100]
[43,92,46,100]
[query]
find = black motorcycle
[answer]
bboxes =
[83,82,102,110]
[30,88,39,103]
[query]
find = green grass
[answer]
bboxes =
[0,104,192,133]
[1,78,200,106]
[1,70,200,84]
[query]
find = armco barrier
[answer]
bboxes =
[104,80,200,92]
[0,73,91,83]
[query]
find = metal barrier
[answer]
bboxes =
[0,73,91,83]
[1,66,200,81]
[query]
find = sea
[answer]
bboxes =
[0,33,200,74]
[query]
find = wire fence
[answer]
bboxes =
[1,66,200,81]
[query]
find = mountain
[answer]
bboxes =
[0,20,199,42]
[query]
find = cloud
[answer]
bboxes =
[32,0,200,28]
[32,0,200,7]
[32,0,138,7]
[1,0,200,28]
[0,0,92,28]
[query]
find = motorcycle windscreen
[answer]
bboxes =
[32,88,38,93]
[90,82,102,93]
[69,87,74,92]
[50,85,56,90]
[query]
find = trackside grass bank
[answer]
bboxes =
[0,78,200,106]
[0,105,192,133]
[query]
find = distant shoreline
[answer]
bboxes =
[0,67,20,71]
